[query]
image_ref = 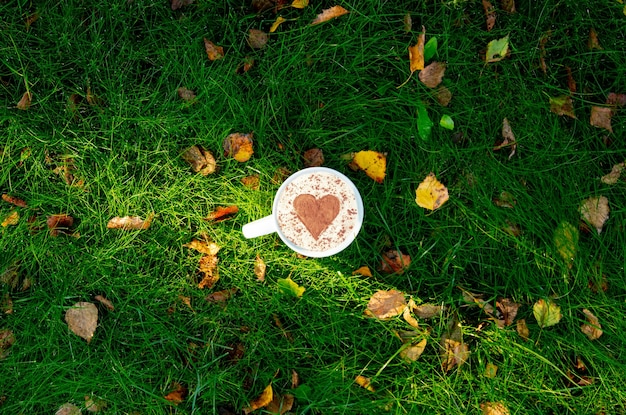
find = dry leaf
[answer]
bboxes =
[303,148,324,167]
[352,266,372,277]
[496,298,520,326]
[0,329,15,359]
[47,214,75,236]
[419,61,446,88]
[354,375,375,392]
[436,85,453,106]
[184,239,220,256]
[549,95,576,119]
[171,0,193,10]
[441,339,469,372]
[581,308,603,340]
[349,150,386,183]
[539,31,551,74]
[272,167,291,184]
[292,0,308,9]
[311,5,349,25]
[55,403,81,415]
[244,384,273,414]
[601,162,624,184]
[205,205,239,221]
[588,28,602,50]
[0,264,20,290]
[177,87,196,102]
[164,382,188,404]
[204,38,225,61]
[86,87,104,107]
[1,294,13,314]
[516,319,529,340]
[482,0,496,31]
[500,0,516,13]
[224,132,254,162]
[565,66,576,94]
[84,395,107,412]
[403,301,420,328]
[367,289,406,320]
[270,16,287,33]
[607,92,626,107]
[481,401,510,415]
[403,13,412,33]
[484,363,498,378]
[248,29,268,49]
[236,56,255,74]
[254,255,266,281]
[94,295,114,311]
[400,338,427,363]
[412,303,444,319]
[205,287,238,304]
[1,211,19,227]
[493,191,516,208]
[579,196,609,234]
[25,12,40,30]
[409,26,426,73]
[182,145,216,176]
[65,302,98,343]
[241,175,260,190]
[554,221,578,267]
[16,91,32,110]
[590,106,613,133]
[533,299,561,328]
[198,254,219,289]
[415,173,449,210]
[494,118,517,159]
[380,249,411,274]
[266,393,294,415]
[2,194,27,208]
[107,214,153,230]
[291,370,300,388]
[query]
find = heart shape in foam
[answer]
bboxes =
[292,194,341,240]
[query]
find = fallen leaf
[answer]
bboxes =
[533,299,561,328]
[47,214,75,236]
[178,295,194,312]
[436,85,453,106]
[380,249,411,274]
[205,205,239,221]
[581,308,603,340]
[16,91,32,110]
[107,214,153,230]
[25,12,40,30]
[419,61,446,88]
[311,5,349,25]
[493,118,516,159]
[349,150,386,183]
[177,87,196,102]
[440,114,454,130]
[241,175,260,190]
[354,375,375,392]
[601,162,625,184]
[273,314,294,342]
[403,300,420,328]
[184,239,220,256]
[367,289,406,320]
[254,255,266,281]
[0,264,20,290]
[0,329,15,359]
[516,319,530,340]
[182,145,216,176]
[291,370,300,388]
[205,287,238,304]
[2,194,27,208]
[164,382,188,404]
[500,0,516,13]
[236,56,255,74]
[565,66,576,93]
[303,148,324,167]
[496,298,520,326]
[607,92,626,107]
[400,338,427,363]
[352,265,372,277]
[485,35,509,63]
[424,37,438,62]
[198,254,220,289]
[1,294,13,314]
[270,16,287,33]
[481,401,510,415]
[272,167,291,184]
[1,211,19,227]
[244,384,273,414]
[94,295,114,311]
[55,403,81,415]
[224,132,254,162]
[277,277,305,298]
[416,101,434,141]
[86,87,104,107]
[579,196,609,234]
[248,29,268,49]
[554,221,578,266]
[590,106,613,133]
[412,303,444,319]
[482,0,496,31]
[403,13,412,33]
[266,393,295,415]
[84,395,107,412]
[204,38,225,61]
[65,302,98,343]
[539,31,550,73]
[409,27,426,72]
[51,157,84,187]
[441,339,469,372]
[171,0,193,10]
[588,28,602,50]
[227,342,245,363]
[292,0,308,8]
[415,173,449,210]
[549,95,576,119]
[484,362,498,378]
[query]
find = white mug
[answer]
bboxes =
[242,167,364,258]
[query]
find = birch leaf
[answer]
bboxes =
[311,6,349,25]
[533,299,561,328]
[65,302,98,343]
[415,173,449,210]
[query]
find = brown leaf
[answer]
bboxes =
[493,118,516,159]
[291,370,300,388]
[171,0,193,10]
[606,92,626,107]
[177,87,196,102]
[549,95,576,118]
[223,132,254,162]
[248,29,268,49]
[1,211,19,227]
[204,38,225,61]
[236,56,255,74]
[266,393,294,415]
[94,295,114,311]
[493,191,516,208]
[500,0,516,13]
[303,148,324,167]
[354,375,375,392]
[241,174,260,190]
[244,384,273,414]
[2,194,27,208]
[588,28,602,50]
[496,298,520,326]
[107,214,153,230]
[178,295,194,312]
[419,61,446,88]
[226,342,245,363]
[484,362,498,378]
[16,91,32,110]
[198,254,219,289]
[579,196,609,234]
[86,87,104,107]
[184,239,220,256]
[380,249,411,275]
[409,26,426,73]
[205,287,237,304]
[581,308,603,340]
[0,329,15,359]
[481,401,510,415]
[65,302,98,343]
[590,106,613,133]
[0,264,20,290]
[311,5,349,25]
[441,339,469,372]
[84,395,107,413]
[205,205,239,221]
[367,289,406,320]
[55,403,81,415]
[601,162,625,185]
[482,0,496,31]
[25,12,40,30]
[412,303,444,319]
[539,31,551,74]
[254,255,266,281]
[516,318,530,341]
[399,338,427,363]
[403,13,412,33]
[1,294,13,315]
[436,85,453,106]
[164,382,188,404]
[47,214,75,236]
[565,66,576,94]
[182,145,216,176]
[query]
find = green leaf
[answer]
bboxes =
[533,299,562,328]
[416,102,433,141]
[424,37,438,62]
[554,221,578,267]
[277,277,305,298]
[439,114,454,130]
[485,35,509,63]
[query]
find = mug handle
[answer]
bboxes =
[242,215,278,238]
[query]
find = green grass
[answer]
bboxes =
[2,0,626,413]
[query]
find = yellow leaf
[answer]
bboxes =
[311,5,349,25]
[485,35,509,63]
[352,266,372,277]
[481,401,510,415]
[554,221,578,267]
[244,384,273,414]
[484,362,498,378]
[270,16,287,33]
[533,299,561,328]
[350,150,386,183]
[1,210,19,227]
[354,375,375,392]
[415,173,449,210]
[399,338,427,363]
[224,132,254,162]
[291,0,308,8]
[409,26,426,72]
[277,277,305,298]
[254,255,266,281]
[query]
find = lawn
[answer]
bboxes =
[1,0,626,414]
